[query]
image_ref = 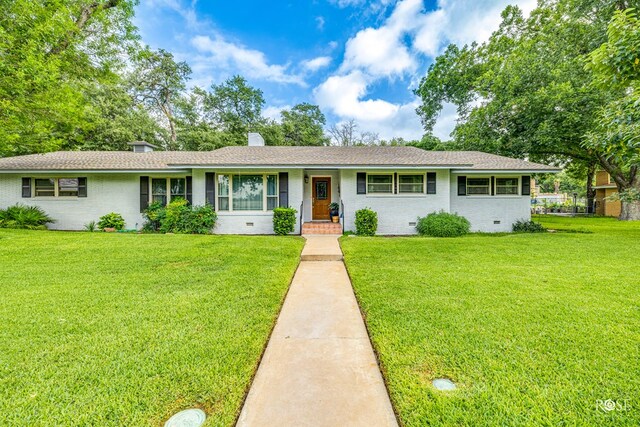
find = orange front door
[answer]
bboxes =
[312,177,331,220]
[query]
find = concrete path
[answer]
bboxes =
[237,236,398,427]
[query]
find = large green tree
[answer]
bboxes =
[280,103,330,146]
[0,0,138,156]
[202,75,265,146]
[415,0,640,219]
[78,82,165,151]
[586,8,640,219]
[129,48,191,150]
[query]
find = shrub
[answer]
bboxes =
[84,221,97,232]
[416,211,470,237]
[141,201,166,232]
[142,199,217,234]
[273,207,297,235]
[98,212,125,231]
[355,208,378,236]
[512,219,546,233]
[0,204,54,230]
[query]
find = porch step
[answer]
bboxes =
[302,222,342,235]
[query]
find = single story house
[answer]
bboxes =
[0,138,559,234]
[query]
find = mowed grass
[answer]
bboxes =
[0,230,304,426]
[341,216,640,426]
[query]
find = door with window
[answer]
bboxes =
[312,177,331,220]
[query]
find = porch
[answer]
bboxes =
[300,169,343,235]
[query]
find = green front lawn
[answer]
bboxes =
[341,216,639,426]
[0,230,304,426]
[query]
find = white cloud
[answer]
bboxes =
[301,56,332,72]
[413,0,537,57]
[191,35,305,86]
[315,71,399,121]
[342,26,415,76]
[263,105,290,122]
[316,0,536,140]
[341,0,423,77]
[314,71,422,140]
[316,16,325,31]
[431,102,458,140]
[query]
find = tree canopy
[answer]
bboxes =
[415,0,640,219]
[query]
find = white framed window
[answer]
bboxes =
[496,177,519,195]
[267,174,278,210]
[398,174,424,194]
[151,177,187,205]
[367,174,393,194]
[34,178,56,197]
[233,175,264,211]
[34,178,80,197]
[217,175,230,211]
[467,177,491,195]
[216,174,278,212]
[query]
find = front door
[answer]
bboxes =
[312,177,331,220]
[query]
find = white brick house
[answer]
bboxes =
[0,140,558,234]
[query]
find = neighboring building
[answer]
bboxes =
[594,170,621,217]
[0,138,559,234]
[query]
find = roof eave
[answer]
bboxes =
[0,168,191,174]
[451,168,561,174]
[175,164,472,169]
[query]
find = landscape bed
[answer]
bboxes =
[341,216,640,426]
[0,230,304,426]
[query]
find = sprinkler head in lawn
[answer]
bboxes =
[432,378,457,391]
[164,408,206,427]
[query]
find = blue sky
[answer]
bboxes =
[134,0,536,141]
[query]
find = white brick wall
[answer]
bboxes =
[199,169,303,235]
[449,174,531,232]
[340,169,451,235]
[0,174,145,230]
[0,169,531,234]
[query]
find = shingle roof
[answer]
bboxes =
[0,146,559,171]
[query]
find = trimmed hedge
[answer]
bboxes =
[355,208,378,236]
[416,211,470,237]
[0,204,54,230]
[273,207,297,235]
[512,219,546,233]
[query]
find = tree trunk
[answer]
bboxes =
[596,154,639,220]
[586,163,596,214]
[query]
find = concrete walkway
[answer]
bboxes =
[237,236,398,427]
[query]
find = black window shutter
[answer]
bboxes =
[205,172,216,207]
[78,177,87,197]
[457,176,467,196]
[491,176,495,196]
[186,176,193,204]
[278,172,288,208]
[140,176,149,212]
[522,175,531,196]
[393,173,398,194]
[357,173,366,194]
[21,178,31,198]
[426,173,436,194]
